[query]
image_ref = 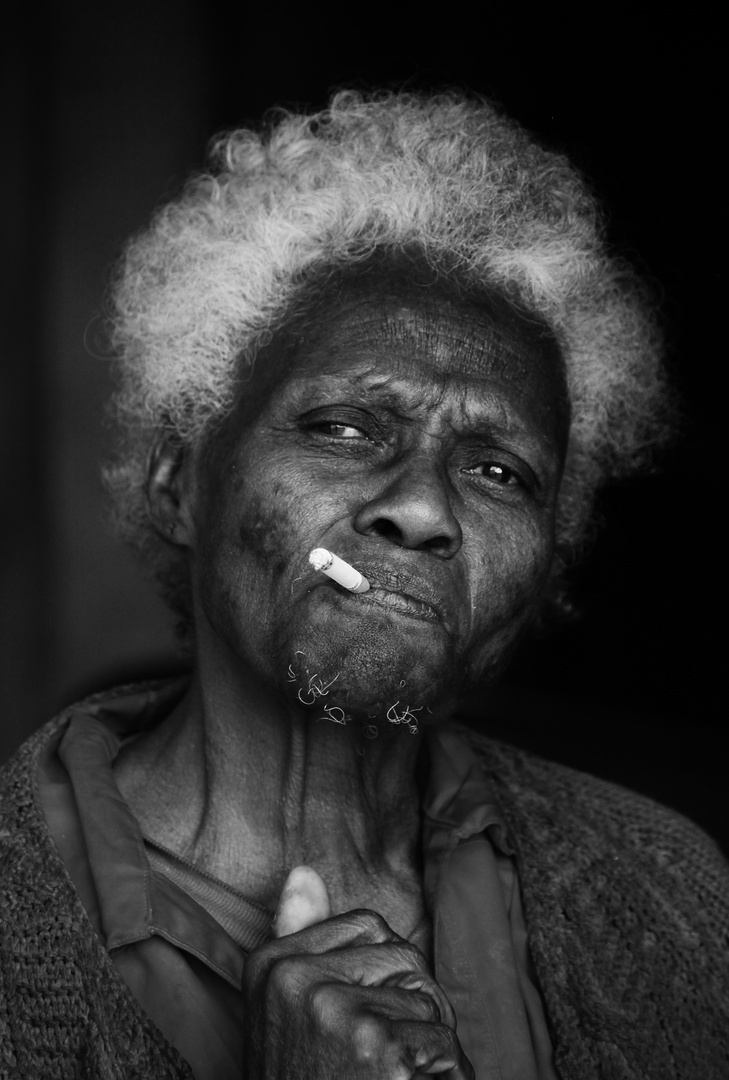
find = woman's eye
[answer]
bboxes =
[323,423,366,439]
[300,410,381,447]
[309,420,371,441]
[466,462,521,486]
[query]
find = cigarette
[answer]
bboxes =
[309,548,370,593]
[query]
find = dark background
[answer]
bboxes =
[2,7,724,848]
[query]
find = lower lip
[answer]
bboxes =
[354,586,439,623]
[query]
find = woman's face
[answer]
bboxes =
[182,275,569,720]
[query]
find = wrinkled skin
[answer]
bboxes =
[188,274,568,721]
[138,268,569,1078]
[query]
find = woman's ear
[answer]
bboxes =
[146,437,197,547]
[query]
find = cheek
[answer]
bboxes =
[234,462,346,580]
[491,531,552,610]
[191,455,340,654]
[236,484,297,577]
[462,518,554,676]
[202,447,318,571]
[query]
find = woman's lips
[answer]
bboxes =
[351,563,450,625]
[356,584,440,622]
[301,553,456,629]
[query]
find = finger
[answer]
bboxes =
[268,907,400,956]
[260,942,457,1039]
[387,970,457,1032]
[310,943,457,1030]
[245,909,405,990]
[309,980,444,1028]
[392,1019,475,1079]
[303,990,472,1078]
[274,865,331,938]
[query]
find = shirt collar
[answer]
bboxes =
[52,681,249,987]
[423,723,513,856]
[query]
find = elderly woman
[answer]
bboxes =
[1,92,727,1080]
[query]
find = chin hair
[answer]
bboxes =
[285,647,437,733]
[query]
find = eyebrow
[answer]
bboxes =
[294,367,539,444]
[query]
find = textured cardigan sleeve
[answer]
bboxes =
[468,730,729,1080]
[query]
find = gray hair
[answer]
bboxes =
[104,89,674,625]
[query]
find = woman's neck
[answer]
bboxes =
[112,659,428,923]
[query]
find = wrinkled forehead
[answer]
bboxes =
[280,259,567,392]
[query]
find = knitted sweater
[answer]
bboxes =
[1,699,728,1079]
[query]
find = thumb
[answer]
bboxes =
[274,865,331,938]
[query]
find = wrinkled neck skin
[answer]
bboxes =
[113,625,441,933]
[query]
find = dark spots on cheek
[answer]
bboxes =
[237,490,292,573]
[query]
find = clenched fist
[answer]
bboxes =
[241,867,473,1079]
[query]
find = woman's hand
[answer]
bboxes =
[242,867,474,1079]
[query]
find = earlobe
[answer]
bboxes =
[146,437,196,547]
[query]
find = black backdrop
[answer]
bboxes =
[1,6,723,847]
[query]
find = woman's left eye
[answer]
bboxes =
[321,423,367,439]
[465,461,522,486]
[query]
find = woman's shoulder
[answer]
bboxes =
[447,721,729,1076]
[0,693,194,1079]
[448,719,728,883]
[0,714,68,833]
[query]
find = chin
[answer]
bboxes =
[282,621,460,723]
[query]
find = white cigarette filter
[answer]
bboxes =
[308,548,370,593]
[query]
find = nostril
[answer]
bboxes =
[363,516,460,557]
[368,519,405,546]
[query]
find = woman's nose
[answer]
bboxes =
[353,456,462,557]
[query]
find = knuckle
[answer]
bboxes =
[349,908,392,940]
[411,990,441,1022]
[393,940,428,971]
[304,981,341,1028]
[267,954,305,996]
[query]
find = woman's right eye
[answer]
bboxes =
[316,422,368,440]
